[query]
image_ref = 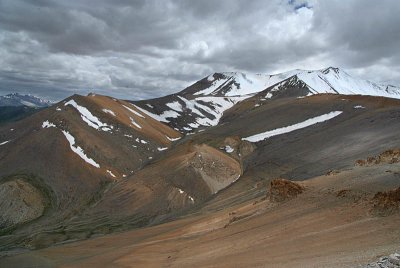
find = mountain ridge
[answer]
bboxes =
[133,67,400,134]
[0,93,53,107]
[190,67,400,98]
[1,67,400,265]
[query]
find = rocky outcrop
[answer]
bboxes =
[371,187,400,215]
[0,179,45,231]
[362,253,400,267]
[268,178,305,202]
[238,140,256,158]
[190,144,242,194]
[356,149,400,166]
[221,136,256,160]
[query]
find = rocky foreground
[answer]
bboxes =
[362,253,400,268]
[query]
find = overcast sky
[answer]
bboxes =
[0,0,399,101]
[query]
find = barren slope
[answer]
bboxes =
[1,91,399,266]
[0,93,183,249]
[1,156,398,267]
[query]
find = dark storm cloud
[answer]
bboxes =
[312,1,400,66]
[0,0,399,101]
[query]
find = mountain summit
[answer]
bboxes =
[133,67,400,133]
[182,67,400,98]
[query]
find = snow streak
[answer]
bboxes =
[243,111,343,142]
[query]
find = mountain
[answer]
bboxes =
[0,94,183,236]
[0,93,52,125]
[133,67,400,133]
[0,93,53,107]
[1,67,400,267]
[0,93,241,248]
[0,106,44,125]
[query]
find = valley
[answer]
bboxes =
[0,67,399,267]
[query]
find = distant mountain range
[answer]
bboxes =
[0,93,52,124]
[0,93,53,107]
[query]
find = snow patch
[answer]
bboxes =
[42,120,56,128]
[159,110,180,121]
[177,96,204,117]
[157,147,168,151]
[166,101,183,112]
[188,122,200,128]
[65,99,112,131]
[102,109,116,116]
[224,145,234,153]
[41,120,100,167]
[106,170,116,178]
[194,76,230,95]
[133,104,178,123]
[166,136,181,141]
[62,130,100,168]
[123,104,145,118]
[176,188,195,203]
[135,138,148,144]
[134,96,245,130]
[0,140,10,146]
[354,105,365,109]
[192,96,246,127]
[20,100,37,107]
[129,117,142,129]
[243,111,343,142]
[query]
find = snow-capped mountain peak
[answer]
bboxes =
[0,93,53,107]
[134,67,400,134]
[192,71,289,97]
[292,67,400,98]
[192,67,400,99]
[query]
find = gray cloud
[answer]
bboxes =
[0,0,399,101]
